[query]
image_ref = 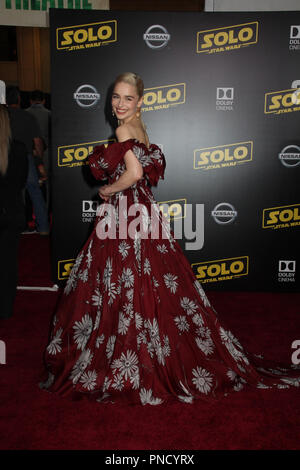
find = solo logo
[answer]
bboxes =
[142,83,185,112]
[290,25,300,51]
[262,203,300,229]
[56,20,117,52]
[197,22,258,54]
[143,25,170,49]
[264,83,300,115]
[211,202,237,225]
[58,139,114,168]
[58,259,75,280]
[192,256,249,284]
[278,260,296,283]
[158,198,186,220]
[278,145,300,168]
[194,141,253,171]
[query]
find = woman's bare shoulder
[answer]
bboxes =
[115,124,134,142]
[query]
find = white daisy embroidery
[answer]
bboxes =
[86,240,93,269]
[162,336,171,359]
[156,336,171,366]
[80,370,97,390]
[180,297,197,316]
[73,314,93,351]
[174,316,190,333]
[227,369,237,381]
[70,349,93,384]
[126,289,134,302]
[102,376,111,392]
[137,330,147,348]
[197,326,211,339]
[163,273,178,294]
[47,328,63,355]
[194,280,211,307]
[135,313,143,330]
[257,382,270,389]
[95,334,105,348]
[192,313,204,327]
[94,309,101,331]
[121,268,134,288]
[139,388,163,405]
[118,312,131,335]
[91,288,102,307]
[281,377,300,387]
[78,268,88,283]
[134,234,141,272]
[144,258,151,275]
[178,381,194,404]
[106,335,116,361]
[192,366,213,394]
[157,244,168,254]
[103,257,113,290]
[145,318,160,346]
[130,369,140,390]
[112,373,124,391]
[108,282,118,306]
[118,241,130,260]
[195,337,214,356]
[123,302,134,316]
[233,381,244,392]
[220,327,249,364]
[96,157,108,170]
[111,350,139,381]
[64,252,84,295]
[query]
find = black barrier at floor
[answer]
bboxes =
[50,8,300,291]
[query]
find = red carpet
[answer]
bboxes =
[0,234,299,450]
[17,233,54,288]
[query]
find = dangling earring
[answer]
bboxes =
[112,109,115,117]
[136,107,141,118]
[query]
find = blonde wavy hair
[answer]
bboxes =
[114,72,144,99]
[0,104,11,175]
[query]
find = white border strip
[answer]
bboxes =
[17,285,59,292]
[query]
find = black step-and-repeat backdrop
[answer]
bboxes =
[50,8,300,291]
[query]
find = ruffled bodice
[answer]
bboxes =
[88,139,166,188]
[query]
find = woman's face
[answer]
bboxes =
[111,81,143,123]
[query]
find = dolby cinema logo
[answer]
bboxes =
[216,87,234,111]
[211,202,237,225]
[143,25,170,49]
[278,145,300,168]
[290,25,300,50]
[278,260,296,282]
[82,200,100,223]
[73,84,101,108]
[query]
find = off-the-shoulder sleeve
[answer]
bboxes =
[88,139,136,181]
[138,145,166,187]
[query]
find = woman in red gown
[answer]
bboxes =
[40,73,300,404]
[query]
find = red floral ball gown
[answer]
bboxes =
[40,139,300,404]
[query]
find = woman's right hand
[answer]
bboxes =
[99,185,111,201]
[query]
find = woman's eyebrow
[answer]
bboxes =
[112,93,134,98]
